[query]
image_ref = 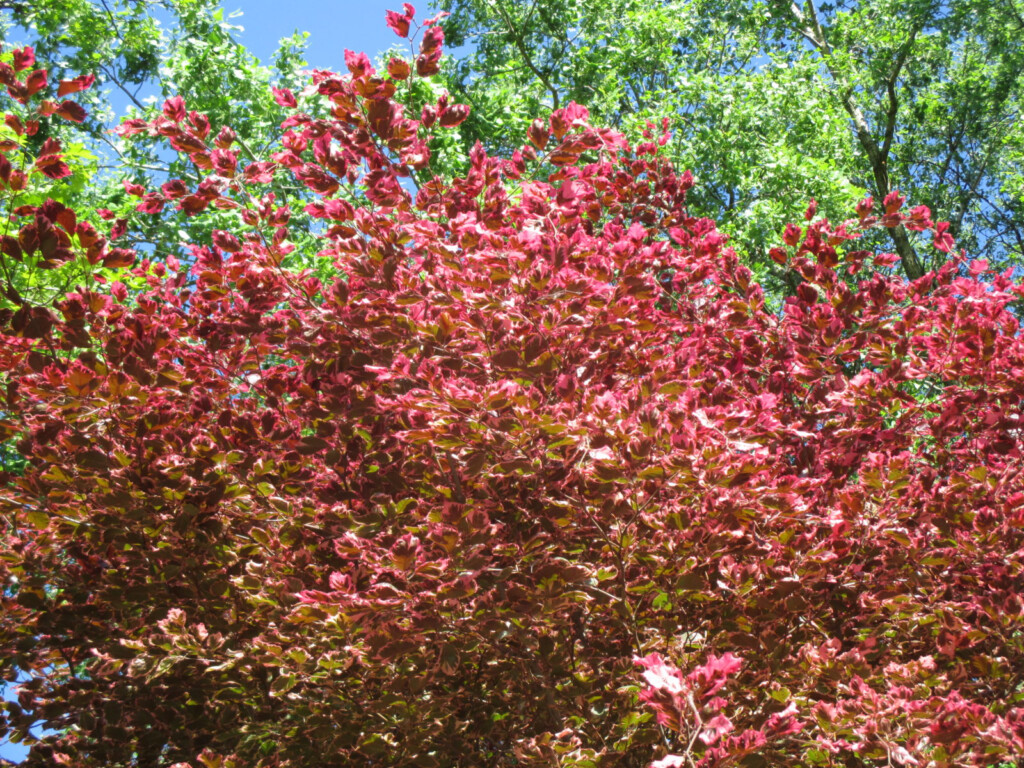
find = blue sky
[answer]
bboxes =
[0,5,427,762]
[226,0,417,72]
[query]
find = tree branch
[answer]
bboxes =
[801,0,833,55]
[488,0,560,110]
[97,61,148,113]
[880,28,918,162]
[785,1,926,279]
[1008,0,1024,31]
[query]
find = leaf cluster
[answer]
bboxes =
[0,8,1023,768]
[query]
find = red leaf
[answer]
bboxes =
[855,195,874,222]
[162,96,186,122]
[75,221,99,247]
[34,154,71,179]
[1,235,23,262]
[39,138,62,156]
[115,118,149,136]
[65,363,96,396]
[109,218,127,240]
[968,259,988,277]
[272,88,297,108]
[796,283,818,303]
[699,714,734,745]
[243,162,276,184]
[416,52,440,77]
[55,100,87,123]
[3,114,22,135]
[883,189,905,215]
[213,230,242,253]
[57,74,95,97]
[933,221,954,253]
[782,223,801,247]
[211,149,238,177]
[214,126,237,148]
[438,103,470,128]
[528,118,549,150]
[420,25,444,55]
[179,195,208,215]
[295,164,339,196]
[7,169,26,190]
[24,69,48,98]
[101,248,135,268]
[12,47,35,72]
[387,59,411,81]
[420,104,437,128]
[386,9,410,37]
[161,179,188,199]
[345,50,374,79]
[135,194,164,214]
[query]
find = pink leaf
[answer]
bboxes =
[933,221,954,253]
[162,96,186,122]
[12,47,35,72]
[386,9,410,37]
[272,87,297,108]
[699,714,734,745]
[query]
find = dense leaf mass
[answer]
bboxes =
[1,14,1024,768]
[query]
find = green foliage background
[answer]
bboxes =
[438,0,1024,293]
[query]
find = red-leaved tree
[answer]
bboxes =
[2,9,1024,768]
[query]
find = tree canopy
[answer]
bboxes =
[1,5,1024,768]
[0,0,314,310]
[439,0,1024,292]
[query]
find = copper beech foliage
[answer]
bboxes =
[1,9,1024,768]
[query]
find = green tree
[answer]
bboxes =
[437,0,1024,291]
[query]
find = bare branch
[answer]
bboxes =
[97,62,148,112]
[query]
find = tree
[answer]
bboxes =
[2,9,1024,768]
[436,0,1024,292]
[0,0,314,283]
[0,42,110,313]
